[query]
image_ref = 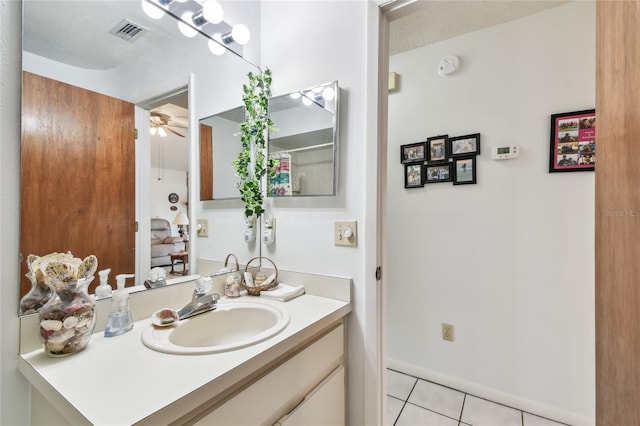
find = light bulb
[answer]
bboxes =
[150,127,157,135]
[178,12,198,38]
[158,127,167,137]
[322,86,335,101]
[202,0,223,24]
[141,0,165,19]
[208,34,226,55]
[290,92,301,99]
[231,24,250,45]
[302,93,313,106]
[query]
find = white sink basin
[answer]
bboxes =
[141,301,290,355]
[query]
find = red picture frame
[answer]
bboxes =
[549,109,595,172]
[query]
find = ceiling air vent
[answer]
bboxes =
[109,19,149,43]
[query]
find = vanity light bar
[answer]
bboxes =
[141,0,246,57]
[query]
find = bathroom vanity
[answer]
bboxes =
[17,271,351,425]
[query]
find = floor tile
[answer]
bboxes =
[387,369,417,400]
[523,412,568,426]
[386,395,405,426]
[408,379,465,420]
[396,402,460,426]
[461,395,522,426]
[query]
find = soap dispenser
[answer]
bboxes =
[104,274,135,337]
[95,268,112,300]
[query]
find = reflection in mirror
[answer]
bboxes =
[199,106,244,200]
[20,0,260,315]
[268,81,339,197]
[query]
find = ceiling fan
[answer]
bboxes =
[150,111,188,138]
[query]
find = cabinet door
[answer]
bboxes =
[276,366,345,426]
[194,324,343,425]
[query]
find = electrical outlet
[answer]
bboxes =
[442,323,454,342]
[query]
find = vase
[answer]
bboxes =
[19,272,52,315]
[38,276,97,357]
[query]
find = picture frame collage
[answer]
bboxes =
[401,133,480,188]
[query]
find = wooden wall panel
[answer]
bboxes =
[20,72,136,295]
[199,123,213,200]
[595,1,640,424]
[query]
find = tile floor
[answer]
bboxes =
[387,369,569,426]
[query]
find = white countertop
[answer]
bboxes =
[18,294,351,425]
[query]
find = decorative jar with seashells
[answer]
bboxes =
[30,252,99,357]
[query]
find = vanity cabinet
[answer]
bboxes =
[191,323,345,425]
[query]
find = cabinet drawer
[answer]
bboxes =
[194,323,344,425]
[276,365,345,426]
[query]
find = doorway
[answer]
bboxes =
[379,2,596,425]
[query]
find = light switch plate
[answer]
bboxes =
[197,219,209,237]
[334,220,357,247]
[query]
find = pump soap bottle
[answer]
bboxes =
[104,274,135,337]
[95,268,112,300]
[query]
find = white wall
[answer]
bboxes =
[386,2,595,424]
[259,2,380,424]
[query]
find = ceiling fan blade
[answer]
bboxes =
[166,127,185,138]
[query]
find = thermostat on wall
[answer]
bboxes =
[491,145,520,160]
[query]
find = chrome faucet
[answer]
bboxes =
[177,293,219,320]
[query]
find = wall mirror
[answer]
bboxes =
[268,81,339,197]
[199,106,244,200]
[19,0,258,315]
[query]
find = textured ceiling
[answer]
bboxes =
[389,1,570,56]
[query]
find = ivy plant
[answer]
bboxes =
[232,68,278,219]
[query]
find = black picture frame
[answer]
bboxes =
[404,162,424,188]
[425,163,452,184]
[450,133,481,157]
[549,109,595,173]
[453,156,477,185]
[400,142,427,163]
[426,135,449,163]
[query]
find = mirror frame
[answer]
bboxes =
[267,81,340,197]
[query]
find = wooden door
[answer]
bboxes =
[20,72,136,295]
[595,1,640,423]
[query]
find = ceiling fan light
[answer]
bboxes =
[150,126,157,135]
[178,12,198,38]
[202,0,224,24]
[208,35,226,55]
[231,24,250,45]
[141,0,165,19]
[158,127,168,137]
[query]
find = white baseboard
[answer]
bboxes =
[386,358,594,426]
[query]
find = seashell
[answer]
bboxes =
[47,328,75,344]
[63,316,78,329]
[40,319,63,331]
[44,262,77,286]
[77,255,98,280]
[46,341,66,353]
[63,303,84,314]
[75,317,89,328]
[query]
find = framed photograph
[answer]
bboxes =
[400,142,427,163]
[404,162,424,188]
[549,109,595,172]
[426,135,449,163]
[450,133,481,157]
[425,163,452,183]
[453,156,477,185]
